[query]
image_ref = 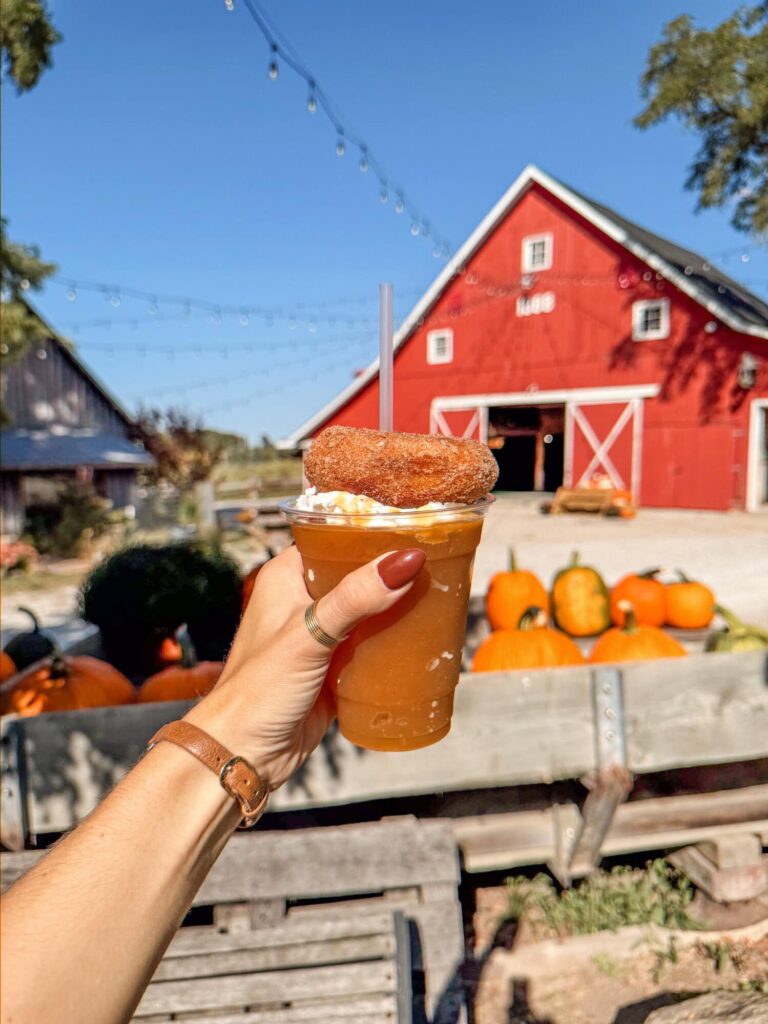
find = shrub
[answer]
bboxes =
[79,541,242,679]
[24,482,112,558]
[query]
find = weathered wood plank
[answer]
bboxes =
[622,651,768,772]
[166,912,397,955]
[153,933,396,981]
[455,784,768,872]
[669,846,768,902]
[135,997,397,1023]
[134,961,396,1016]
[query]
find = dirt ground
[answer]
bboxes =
[469,886,768,1024]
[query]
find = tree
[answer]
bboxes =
[1,0,61,92]
[132,408,225,492]
[1,219,57,364]
[636,4,768,235]
[1,0,60,365]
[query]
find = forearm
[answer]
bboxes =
[1,736,240,1024]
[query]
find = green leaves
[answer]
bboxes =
[0,0,61,92]
[636,5,768,235]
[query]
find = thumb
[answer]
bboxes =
[308,549,426,652]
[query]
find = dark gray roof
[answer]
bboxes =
[0,428,154,471]
[568,185,768,331]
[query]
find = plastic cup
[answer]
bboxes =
[280,498,492,751]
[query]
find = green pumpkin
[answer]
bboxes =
[705,606,768,653]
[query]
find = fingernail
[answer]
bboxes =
[377,549,426,590]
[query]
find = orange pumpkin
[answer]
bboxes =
[473,607,585,672]
[664,571,715,629]
[138,629,222,703]
[0,651,17,682]
[551,551,611,637]
[589,601,686,663]
[0,654,135,717]
[610,570,665,628]
[486,549,549,631]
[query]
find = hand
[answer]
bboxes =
[185,545,425,789]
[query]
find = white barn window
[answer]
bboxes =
[427,329,453,365]
[521,233,553,272]
[632,298,670,341]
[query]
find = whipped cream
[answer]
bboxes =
[295,487,449,517]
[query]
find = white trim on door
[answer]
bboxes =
[431,384,660,413]
[746,398,768,512]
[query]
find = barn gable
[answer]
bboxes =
[280,165,768,449]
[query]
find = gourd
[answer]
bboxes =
[138,629,222,703]
[664,571,715,629]
[485,550,549,631]
[610,570,665,627]
[589,601,687,663]
[473,606,585,672]
[3,608,55,671]
[551,551,611,637]
[705,606,768,653]
[0,653,135,716]
[0,651,17,682]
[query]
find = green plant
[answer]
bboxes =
[24,482,113,557]
[651,937,679,984]
[505,859,701,938]
[79,541,242,678]
[591,953,622,978]
[699,940,743,974]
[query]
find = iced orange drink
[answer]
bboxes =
[281,498,491,750]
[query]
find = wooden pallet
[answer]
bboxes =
[2,818,465,1023]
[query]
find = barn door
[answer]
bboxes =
[430,405,488,442]
[565,398,643,497]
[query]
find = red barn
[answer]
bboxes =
[282,166,768,511]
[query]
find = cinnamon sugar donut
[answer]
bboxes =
[304,426,498,507]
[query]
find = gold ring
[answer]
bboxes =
[304,601,349,649]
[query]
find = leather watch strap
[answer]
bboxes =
[148,720,269,827]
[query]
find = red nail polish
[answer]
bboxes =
[378,549,426,590]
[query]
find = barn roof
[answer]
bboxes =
[280,165,768,448]
[0,428,154,471]
[18,299,138,430]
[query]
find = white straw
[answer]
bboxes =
[378,282,394,432]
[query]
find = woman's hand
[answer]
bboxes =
[185,545,425,789]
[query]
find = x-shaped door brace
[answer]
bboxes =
[432,407,480,440]
[571,401,637,490]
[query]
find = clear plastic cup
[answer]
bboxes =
[280,498,492,751]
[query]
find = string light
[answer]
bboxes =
[234,0,452,256]
[394,194,405,214]
[66,289,77,301]
[335,135,345,157]
[379,186,389,204]
[306,81,317,114]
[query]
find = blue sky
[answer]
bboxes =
[4,0,766,442]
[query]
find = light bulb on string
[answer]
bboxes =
[394,193,405,214]
[379,185,389,203]
[307,81,317,114]
[432,246,442,259]
[66,289,77,301]
[741,253,750,263]
[358,146,368,173]
[110,292,121,307]
[20,278,30,290]
[421,222,430,238]
[268,44,278,80]
[410,222,420,237]
[224,0,234,10]
[335,135,345,157]
[239,312,249,326]
[148,299,159,315]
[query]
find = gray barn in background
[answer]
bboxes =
[1,305,153,538]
